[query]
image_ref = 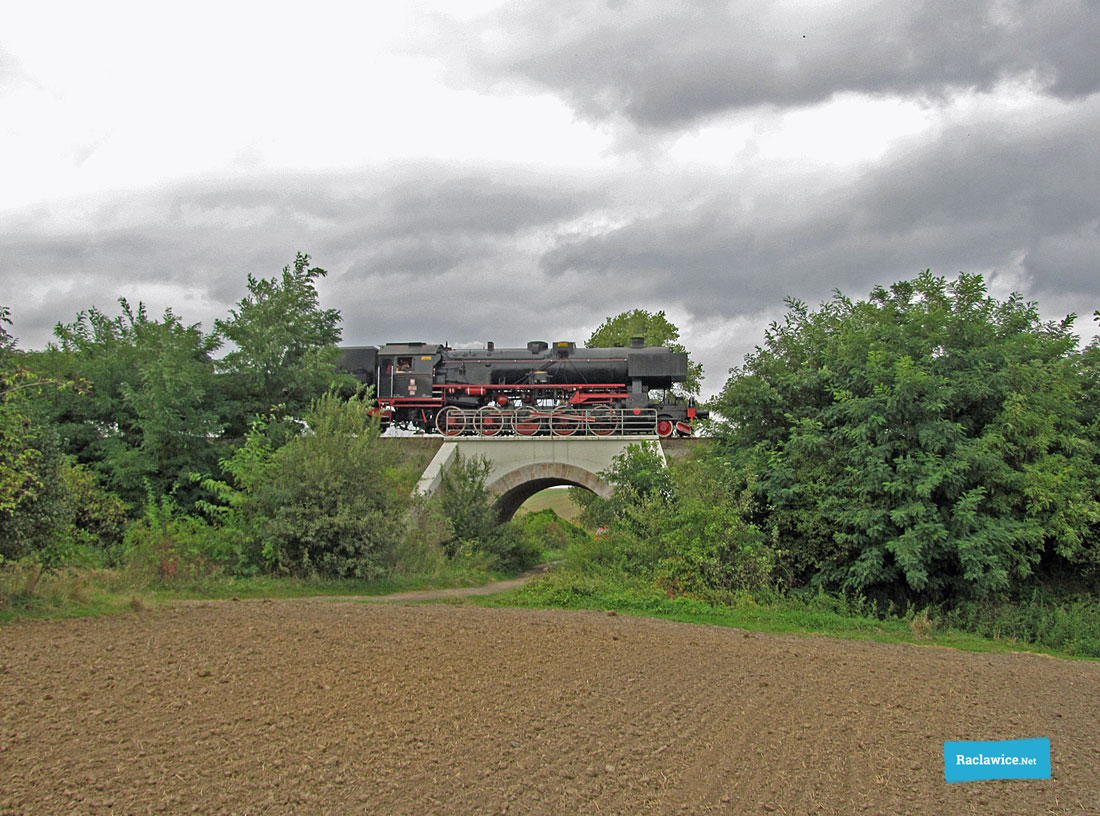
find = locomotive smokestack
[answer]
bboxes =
[630,336,645,348]
[487,341,494,350]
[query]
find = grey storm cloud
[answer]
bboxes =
[539,93,1100,318]
[0,166,606,349]
[448,0,1100,128]
[4,89,1098,387]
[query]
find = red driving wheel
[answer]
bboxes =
[436,406,466,436]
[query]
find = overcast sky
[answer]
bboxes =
[3,0,1098,396]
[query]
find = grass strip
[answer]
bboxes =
[467,569,1096,661]
[0,563,514,624]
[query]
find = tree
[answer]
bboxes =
[714,271,1100,603]
[586,308,703,395]
[41,300,224,508]
[215,253,345,437]
[1,306,42,516]
[0,307,71,560]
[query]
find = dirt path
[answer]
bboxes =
[2,601,1098,815]
[312,564,553,604]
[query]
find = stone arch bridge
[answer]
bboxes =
[413,437,668,520]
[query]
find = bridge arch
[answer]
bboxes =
[414,437,665,521]
[489,462,613,521]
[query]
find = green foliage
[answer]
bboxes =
[1,307,54,519]
[433,453,542,571]
[935,589,1100,658]
[480,509,584,572]
[480,570,890,638]
[649,455,777,595]
[122,491,234,584]
[59,460,128,552]
[586,308,703,395]
[469,521,543,573]
[1,310,38,514]
[0,428,69,564]
[12,458,132,569]
[436,453,500,550]
[215,253,345,438]
[513,508,590,556]
[714,271,1100,603]
[215,391,409,579]
[592,441,674,522]
[30,253,345,515]
[0,310,77,563]
[937,589,1100,655]
[576,444,776,593]
[391,498,495,578]
[1,308,126,566]
[42,299,224,509]
[485,569,660,610]
[3,254,382,581]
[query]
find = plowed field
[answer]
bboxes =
[2,600,1098,815]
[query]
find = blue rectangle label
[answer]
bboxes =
[944,738,1051,782]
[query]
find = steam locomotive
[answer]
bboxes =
[337,338,703,437]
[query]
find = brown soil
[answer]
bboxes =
[2,600,1098,816]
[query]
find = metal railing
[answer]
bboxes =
[433,406,661,438]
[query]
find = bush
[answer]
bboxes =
[936,589,1100,658]
[512,508,589,556]
[433,453,542,572]
[58,460,128,555]
[212,392,411,579]
[121,492,239,584]
[435,453,499,551]
[0,432,70,564]
[481,520,543,572]
[572,444,777,594]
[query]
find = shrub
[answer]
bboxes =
[513,508,589,556]
[229,391,410,579]
[0,429,72,565]
[121,492,238,584]
[58,459,128,555]
[573,444,776,594]
[435,453,499,551]
[432,453,542,571]
[935,589,1100,658]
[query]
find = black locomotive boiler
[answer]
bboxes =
[337,338,703,437]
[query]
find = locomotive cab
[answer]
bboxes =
[376,343,441,404]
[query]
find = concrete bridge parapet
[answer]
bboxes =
[415,437,665,520]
